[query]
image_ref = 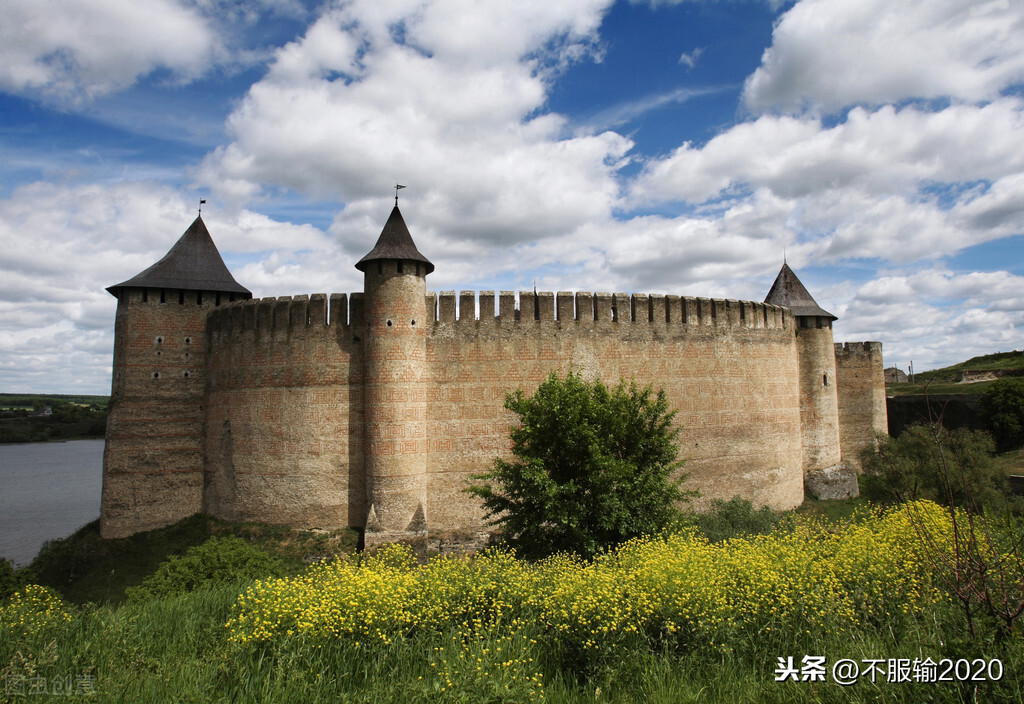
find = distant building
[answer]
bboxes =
[884,367,909,383]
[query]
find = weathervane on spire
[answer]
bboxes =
[199,198,206,215]
[395,184,406,206]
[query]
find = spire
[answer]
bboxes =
[107,215,251,297]
[764,262,836,320]
[355,205,434,274]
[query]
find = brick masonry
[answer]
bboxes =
[100,222,888,539]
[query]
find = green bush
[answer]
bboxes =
[467,371,692,559]
[685,496,787,543]
[980,377,1024,450]
[861,424,1007,511]
[124,536,283,602]
[0,558,34,601]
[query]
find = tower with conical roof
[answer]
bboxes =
[101,215,251,538]
[356,204,433,540]
[765,262,842,481]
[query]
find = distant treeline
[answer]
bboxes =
[0,394,109,443]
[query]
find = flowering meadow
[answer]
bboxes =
[1,501,1020,703]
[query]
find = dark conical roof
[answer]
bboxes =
[107,216,251,297]
[355,205,434,274]
[764,262,836,320]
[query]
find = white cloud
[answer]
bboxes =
[0,181,339,393]
[744,0,1024,114]
[197,0,624,239]
[834,268,1024,371]
[0,0,227,101]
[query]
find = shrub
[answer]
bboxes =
[467,371,692,559]
[686,496,787,543]
[0,558,34,601]
[861,423,1006,511]
[124,536,283,602]
[980,377,1024,450]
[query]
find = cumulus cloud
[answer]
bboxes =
[744,0,1024,114]
[0,0,227,100]
[629,100,1024,264]
[197,0,625,239]
[833,268,1024,371]
[0,181,341,393]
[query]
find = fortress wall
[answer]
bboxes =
[203,293,366,529]
[424,290,804,530]
[795,323,841,473]
[834,341,888,470]
[102,288,222,538]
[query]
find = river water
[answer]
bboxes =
[0,439,104,566]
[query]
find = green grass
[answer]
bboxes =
[25,515,358,605]
[886,379,997,396]
[4,541,1021,703]
[885,350,1024,397]
[6,499,1023,703]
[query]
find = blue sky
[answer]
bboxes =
[1,0,1023,394]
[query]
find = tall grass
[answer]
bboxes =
[2,502,1021,703]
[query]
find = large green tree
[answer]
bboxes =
[467,371,691,559]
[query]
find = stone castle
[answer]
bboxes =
[100,204,887,540]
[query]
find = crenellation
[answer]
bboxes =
[575,292,594,322]
[698,298,713,325]
[425,292,438,322]
[499,291,516,320]
[439,291,456,323]
[556,291,573,321]
[632,293,649,322]
[256,298,273,335]
[612,293,628,322]
[308,294,327,327]
[329,293,347,327]
[520,291,537,321]
[479,291,495,319]
[595,292,613,322]
[349,292,364,327]
[650,294,666,324]
[273,297,291,336]
[537,291,554,321]
[459,291,475,322]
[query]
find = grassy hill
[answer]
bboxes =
[886,349,1024,396]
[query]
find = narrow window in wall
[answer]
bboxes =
[397,260,403,274]
[142,289,148,302]
[823,373,829,386]
[178,290,184,304]
[160,289,166,304]
[197,291,203,305]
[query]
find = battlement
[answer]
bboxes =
[206,292,366,341]
[429,290,792,330]
[835,341,884,357]
[205,290,793,342]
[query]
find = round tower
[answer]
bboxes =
[765,263,841,476]
[102,215,251,538]
[356,203,434,536]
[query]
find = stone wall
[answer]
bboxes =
[102,288,222,538]
[105,274,895,539]
[835,341,888,469]
[424,291,805,527]
[200,290,806,534]
[203,293,366,530]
